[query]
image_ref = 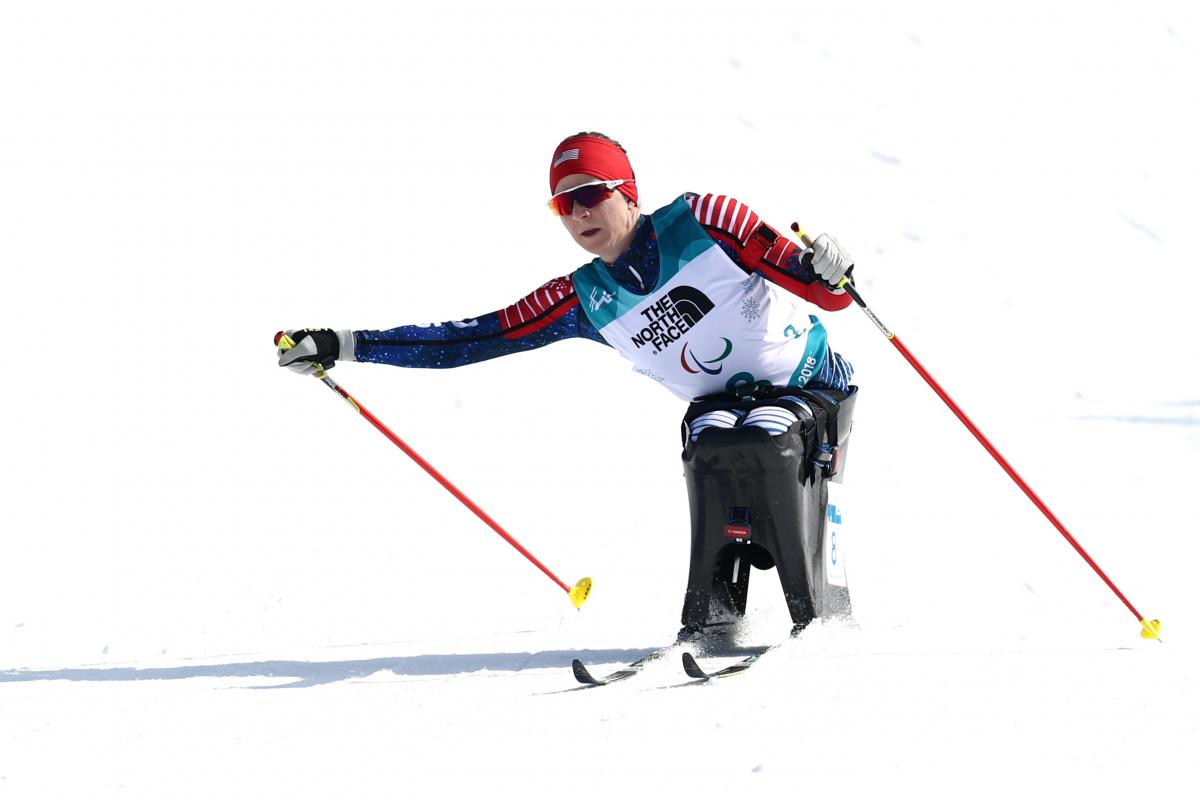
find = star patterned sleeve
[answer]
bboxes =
[685,192,853,312]
[354,276,608,369]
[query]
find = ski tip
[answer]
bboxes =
[681,651,710,681]
[570,659,603,686]
[569,577,593,609]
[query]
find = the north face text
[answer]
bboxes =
[629,286,714,353]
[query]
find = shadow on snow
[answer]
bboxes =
[0,648,658,689]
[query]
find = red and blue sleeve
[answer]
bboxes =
[685,193,853,312]
[354,276,607,369]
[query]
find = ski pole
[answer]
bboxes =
[791,226,1161,642]
[274,332,592,609]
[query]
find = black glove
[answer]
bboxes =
[277,328,355,374]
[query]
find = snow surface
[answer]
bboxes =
[2,0,1198,796]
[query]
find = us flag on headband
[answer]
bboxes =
[552,148,580,168]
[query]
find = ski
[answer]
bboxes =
[681,644,779,681]
[571,629,787,685]
[571,647,674,687]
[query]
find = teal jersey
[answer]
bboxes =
[572,196,830,401]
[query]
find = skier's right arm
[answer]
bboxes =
[277,276,608,374]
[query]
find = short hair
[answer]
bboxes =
[572,131,627,154]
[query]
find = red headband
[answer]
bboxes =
[549,135,638,205]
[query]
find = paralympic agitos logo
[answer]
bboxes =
[629,286,715,354]
[680,337,733,375]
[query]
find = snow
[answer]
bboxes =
[2,0,1198,796]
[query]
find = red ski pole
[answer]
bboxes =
[274,332,592,609]
[791,225,1161,642]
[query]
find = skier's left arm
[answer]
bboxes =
[686,193,855,311]
[686,192,856,392]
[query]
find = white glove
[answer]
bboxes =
[277,328,356,375]
[809,234,854,294]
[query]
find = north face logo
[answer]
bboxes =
[665,286,715,325]
[629,285,715,353]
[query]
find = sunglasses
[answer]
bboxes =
[547,179,629,217]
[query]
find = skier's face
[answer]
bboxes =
[554,173,640,265]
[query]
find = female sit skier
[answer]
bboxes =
[279,132,859,637]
